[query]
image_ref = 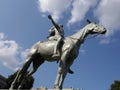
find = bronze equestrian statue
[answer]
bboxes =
[10,15,106,89]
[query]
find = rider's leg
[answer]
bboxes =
[53,37,62,58]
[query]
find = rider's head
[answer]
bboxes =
[49,26,56,36]
[49,24,63,36]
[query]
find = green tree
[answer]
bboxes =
[6,70,34,89]
[110,80,120,90]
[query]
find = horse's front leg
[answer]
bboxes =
[54,61,63,89]
[59,47,74,89]
[54,50,69,89]
[59,62,73,89]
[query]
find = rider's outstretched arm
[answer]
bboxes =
[48,15,60,31]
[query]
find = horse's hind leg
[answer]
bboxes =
[9,57,32,89]
[10,42,40,89]
[17,54,45,89]
[28,54,45,76]
[10,49,37,89]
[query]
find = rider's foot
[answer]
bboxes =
[52,53,60,59]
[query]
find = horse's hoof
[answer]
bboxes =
[54,85,60,89]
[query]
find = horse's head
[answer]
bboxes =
[86,19,107,35]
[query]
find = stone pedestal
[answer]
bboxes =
[32,87,81,90]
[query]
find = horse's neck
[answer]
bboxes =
[69,27,89,47]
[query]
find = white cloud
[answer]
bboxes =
[21,49,29,61]
[38,0,72,21]
[68,0,97,26]
[38,0,120,38]
[99,38,110,44]
[0,32,29,71]
[80,49,86,54]
[99,37,118,44]
[0,39,20,70]
[0,33,4,40]
[95,0,120,37]
[38,0,97,24]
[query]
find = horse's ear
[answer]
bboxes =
[86,19,91,24]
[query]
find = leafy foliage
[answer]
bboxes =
[110,80,120,90]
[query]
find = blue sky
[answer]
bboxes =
[0,0,120,90]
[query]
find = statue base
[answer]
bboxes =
[31,87,81,90]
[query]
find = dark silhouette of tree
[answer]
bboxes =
[110,80,120,90]
[6,70,34,89]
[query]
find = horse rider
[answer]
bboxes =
[48,15,65,59]
[48,24,64,58]
[47,15,74,74]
